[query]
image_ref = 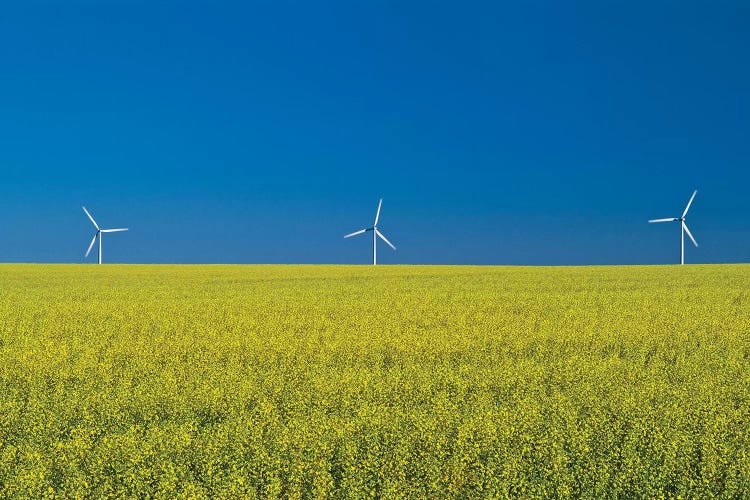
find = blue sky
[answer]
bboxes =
[1,1,748,264]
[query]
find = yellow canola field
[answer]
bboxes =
[0,264,748,498]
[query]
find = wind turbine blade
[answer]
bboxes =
[101,228,128,233]
[374,198,383,226]
[344,229,368,238]
[682,190,697,218]
[82,206,100,230]
[85,234,97,258]
[648,218,678,223]
[683,222,698,247]
[375,230,396,250]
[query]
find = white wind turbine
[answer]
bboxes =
[648,190,698,265]
[344,198,396,265]
[83,206,128,264]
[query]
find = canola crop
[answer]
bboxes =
[0,264,748,498]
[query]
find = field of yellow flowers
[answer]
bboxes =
[0,264,748,498]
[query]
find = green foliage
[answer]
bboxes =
[0,264,748,498]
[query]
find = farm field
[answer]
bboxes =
[0,264,748,498]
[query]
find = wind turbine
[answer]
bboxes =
[344,198,396,265]
[648,190,698,265]
[82,206,128,264]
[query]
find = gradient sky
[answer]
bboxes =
[1,1,748,264]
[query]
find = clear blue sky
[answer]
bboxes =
[1,1,748,264]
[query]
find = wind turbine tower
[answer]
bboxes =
[83,206,129,264]
[648,190,699,265]
[344,198,396,265]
